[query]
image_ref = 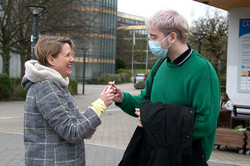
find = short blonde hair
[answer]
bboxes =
[35,35,74,66]
[145,9,190,43]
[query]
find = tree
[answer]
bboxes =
[9,0,35,77]
[0,0,97,77]
[116,58,126,73]
[116,29,133,67]
[189,9,228,74]
[0,0,27,75]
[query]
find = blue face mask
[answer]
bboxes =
[148,34,171,58]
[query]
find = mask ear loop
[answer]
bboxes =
[160,33,171,43]
[160,33,172,50]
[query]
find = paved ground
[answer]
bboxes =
[0,83,250,166]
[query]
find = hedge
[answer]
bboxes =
[10,77,27,100]
[68,78,78,95]
[0,74,11,100]
[87,70,131,84]
[0,74,78,101]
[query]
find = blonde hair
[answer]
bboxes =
[35,35,74,66]
[145,9,190,43]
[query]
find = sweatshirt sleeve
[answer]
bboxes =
[90,98,107,117]
[115,60,161,117]
[190,61,220,140]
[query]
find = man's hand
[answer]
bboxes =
[135,108,143,127]
[108,81,124,103]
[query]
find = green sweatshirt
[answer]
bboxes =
[117,50,220,161]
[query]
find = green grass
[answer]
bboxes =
[124,69,151,75]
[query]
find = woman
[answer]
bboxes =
[22,35,114,165]
[221,92,234,111]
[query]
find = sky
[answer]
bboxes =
[117,0,227,25]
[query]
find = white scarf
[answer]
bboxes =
[24,60,69,88]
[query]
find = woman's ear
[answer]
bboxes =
[47,55,55,66]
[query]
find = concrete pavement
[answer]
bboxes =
[0,83,250,166]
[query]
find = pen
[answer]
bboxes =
[107,81,115,91]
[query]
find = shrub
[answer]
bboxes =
[100,73,117,84]
[119,72,131,82]
[86,71,132,84]
[117,69,132,82]
[10,77,27,100]
[134,81,146,89]
[0,74,78,100]
[68,78,78,95]
[86,77,101,84]
[0,74,11,100]
[116,58,126,73]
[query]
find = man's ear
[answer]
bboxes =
[47,55,55,66]
[169,32,178,43]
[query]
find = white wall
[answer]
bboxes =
[9,53,21,78]
[0,55,2,73]
[227,7,250,106]
[0,53,21,78]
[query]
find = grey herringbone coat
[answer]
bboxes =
[22,78,101,166]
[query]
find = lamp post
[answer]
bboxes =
[82,48,88,94]
[26,5,46,60]
[193,32,206,54]
[132,31,136,85]
[133,60,136,84]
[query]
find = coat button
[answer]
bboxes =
[187,135,190,139]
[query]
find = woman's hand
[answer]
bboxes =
[108,81,124,103]
[99,86,114,107]
[84,128,97,139]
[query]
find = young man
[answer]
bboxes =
[111,9,220,165]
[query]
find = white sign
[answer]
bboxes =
[238,19,250,92]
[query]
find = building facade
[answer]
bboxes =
[0,0,118,82]
[194,0,250,106]
[117,12,156,73]
[70,0,117,82]
[1,0,155,81]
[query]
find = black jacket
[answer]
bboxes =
[119,101,198,166]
